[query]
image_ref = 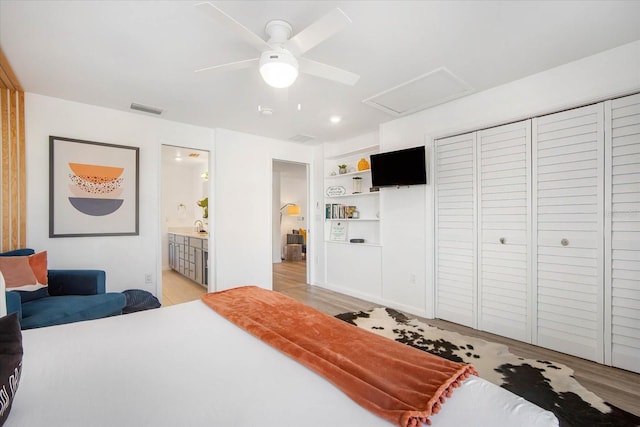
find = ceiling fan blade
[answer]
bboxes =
[195,2,272,53]
[284,8,351,57]
[298,58,360,86]
[195,58,258,73]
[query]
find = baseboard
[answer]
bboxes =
[312,281,431,319]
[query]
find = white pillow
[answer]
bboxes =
[0,271,6,316]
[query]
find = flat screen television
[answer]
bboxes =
[370,146,427,188]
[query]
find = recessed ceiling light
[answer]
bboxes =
[297,103,302,111]
[175,156,182,161]
[330,115,342,124]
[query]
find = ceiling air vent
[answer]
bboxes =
[362,67,473,117]
[289,134,315,143]
[130,102,163,115]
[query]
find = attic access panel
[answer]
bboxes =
[363,67,473,116]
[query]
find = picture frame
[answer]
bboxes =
[329,221,348,242]
[49,136,139,237]
[326,185,346,197]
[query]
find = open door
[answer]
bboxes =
[159,144,210,306]
[272,160,309,291]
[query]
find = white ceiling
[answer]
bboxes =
[1,1,639,144]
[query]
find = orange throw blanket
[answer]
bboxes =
[202,286,477,427]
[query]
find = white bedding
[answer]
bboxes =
[8,300,558,427]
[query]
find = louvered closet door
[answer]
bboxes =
[533,103,604,363]
[477,120,531,342]
[605,94,640,373]
[434,132,477,328]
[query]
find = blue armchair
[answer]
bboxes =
[2,250,126,329]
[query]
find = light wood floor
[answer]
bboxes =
[161,270,207,306]
[164,262,640,416]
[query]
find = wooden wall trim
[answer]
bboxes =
[0,47,26,252]
[18,91,26,248]
[9,89,18,249]
[0,88,26,252]
[1,89,9,250]
[0,47,23,91]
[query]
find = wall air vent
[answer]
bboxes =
[130,102,163,115]
[362,67,473,117]
[289,134,315,143]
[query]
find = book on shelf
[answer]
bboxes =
[325,203,357,219]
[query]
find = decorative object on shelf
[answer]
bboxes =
[330,171,336,176]
[326,186,346,197]
[329,221,348,241]
[357,157,370,171]
[338,164,347,174]
[350,238,365,243]
[348,166,356,173]
[197,197,208,218]
[352,176,362,193]
[346,206,357,218]
[352,209,360,219]
[370,186,380,192]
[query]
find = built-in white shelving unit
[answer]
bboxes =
[324,145,380,245]
[322,143,383,302]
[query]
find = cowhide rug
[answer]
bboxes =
[336,307,640,427]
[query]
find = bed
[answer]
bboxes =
[7,292,558,427]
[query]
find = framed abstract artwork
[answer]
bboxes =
[49,136,139,237]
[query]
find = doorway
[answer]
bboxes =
[160,144,210,306]
[272,160,309,290]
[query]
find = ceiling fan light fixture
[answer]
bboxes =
[259,50,298,88]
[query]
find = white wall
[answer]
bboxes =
[378,40,640,318]
[213,128,313,291]
[324,132,378,158]
[25,93,214,294]
[161,164,201,228]
[25,94,315,296]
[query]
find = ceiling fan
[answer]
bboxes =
[194,2,360,89]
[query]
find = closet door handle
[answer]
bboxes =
[561,238,569,247]
[499,237,506,244]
